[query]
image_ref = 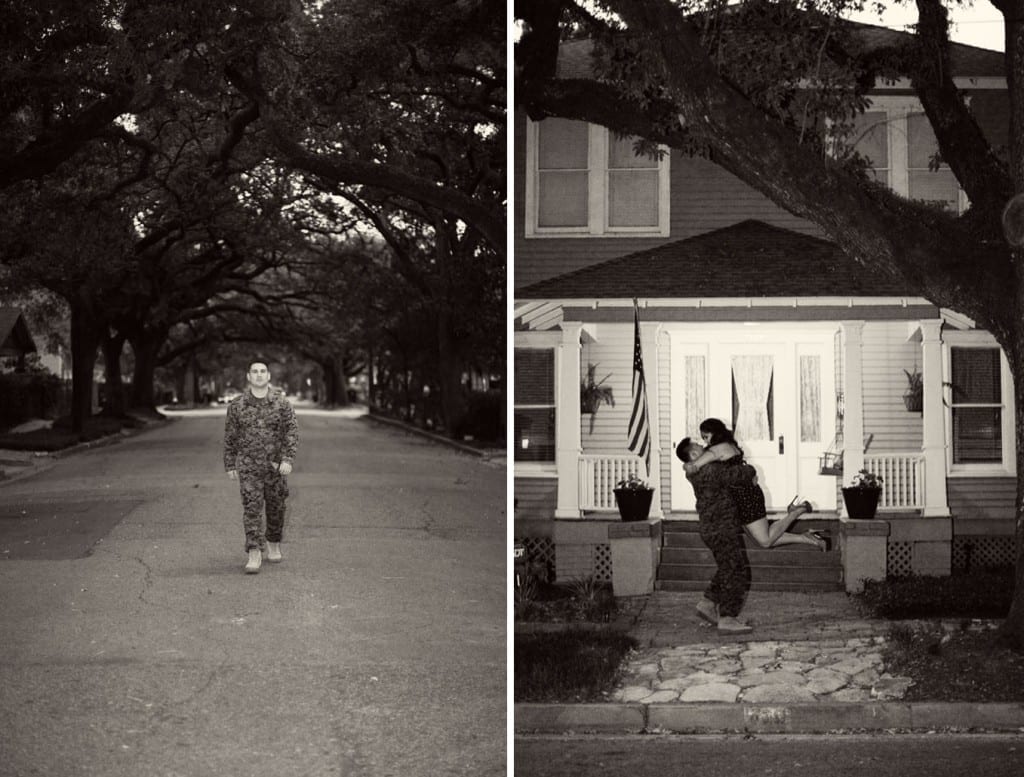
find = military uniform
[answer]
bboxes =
[223,388,299,552]
[687,461,755,618]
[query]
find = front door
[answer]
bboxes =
[669,326,837,516]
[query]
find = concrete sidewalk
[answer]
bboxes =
[515,590,1024,735]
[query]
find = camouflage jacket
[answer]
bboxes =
[223,388,299,473]
[686,460,757,531]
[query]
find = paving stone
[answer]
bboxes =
[740,642,781,657]
[675,670,731,686]
[740,654,776,670]
[829,687,873,702]
[776,660,816,674]
[679,682,741,703]
[616,686,653,703]
[827,657,877,676]
[632,663,660,677]
[779,646,820,662]
[641,690,681,704]
[850,668,881,687]
[660,660,703,675]
[655,677,696,692]
[741,684,818,703]
[805,670,849,695]
[736,670,807,689]
[716,644,746,657]
[698,658,743,674]
[871,677,914,700]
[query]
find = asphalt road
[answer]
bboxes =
[514,734,1024,776]
[0,412,506,777]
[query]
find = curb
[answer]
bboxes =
[362,413,505,460]
[514,701,1024,734]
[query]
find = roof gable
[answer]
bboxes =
[0,308,38,357]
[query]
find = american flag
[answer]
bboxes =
[627,300,651,476]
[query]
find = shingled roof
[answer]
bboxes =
[516,220,913,300]
[0,308,37,357]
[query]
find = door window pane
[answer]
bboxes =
[731,355,774,442]
[799,355,821,442]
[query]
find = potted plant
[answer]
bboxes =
[612,473,654,522]
[903,367,923,412]
[580,363,615,433]
[842,468,883,519]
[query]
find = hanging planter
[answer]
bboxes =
[903,368,923,412]
[580,363,615,434]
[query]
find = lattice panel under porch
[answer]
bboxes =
[887,540,913,577]
[516,536,555,582]
[952,535,1015,571]
[593,543,612,583]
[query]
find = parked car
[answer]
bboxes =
[217,389,241,404]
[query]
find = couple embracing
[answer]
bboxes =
[675,418,830,634]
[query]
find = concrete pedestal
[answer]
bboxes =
[608,519,662,597]
[841,518,890,593]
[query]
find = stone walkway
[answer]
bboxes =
[612,634,915,705]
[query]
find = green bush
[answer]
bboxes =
[857,567,1014,619]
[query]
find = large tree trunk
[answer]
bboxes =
[318,356,348,407]
[100,330,127,417]
[436,310,467,437]
[128,332,163,411]
[68,298,101,434]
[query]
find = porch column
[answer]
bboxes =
[642,322,663,518]
[839,321,866,516]
[920,319,951,517]
[555,323,583,518]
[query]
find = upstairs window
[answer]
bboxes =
[847,99,965,214]
[526,118,670,237]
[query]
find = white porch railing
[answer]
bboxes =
[863,452,925,510]
[579,454,646,511]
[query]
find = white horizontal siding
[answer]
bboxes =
[859,322,923,454]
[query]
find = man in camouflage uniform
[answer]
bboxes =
[676,437,754,634]
[224,358,299,574]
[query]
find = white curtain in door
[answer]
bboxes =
[684,355,706,438]
[732,355,773,441]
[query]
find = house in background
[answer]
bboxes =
[0,308,38,372]
[513,28,1014,595]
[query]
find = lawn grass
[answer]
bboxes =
[514,630,637,703]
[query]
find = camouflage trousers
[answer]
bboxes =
[237,470,289,552]
[699,523,751,618]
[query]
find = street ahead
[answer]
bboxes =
[0,411,506,777]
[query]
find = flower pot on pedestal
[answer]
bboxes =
[842,487,881,520]
[613,488,654,522]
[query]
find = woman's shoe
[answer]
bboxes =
[806,530,831,552]
[787,495,813,514]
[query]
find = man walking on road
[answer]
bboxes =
[676,437,754,634]
[224,358,299,574]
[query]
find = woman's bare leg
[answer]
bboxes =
[743,506,818,548]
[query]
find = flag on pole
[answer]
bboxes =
[627,299,651,477]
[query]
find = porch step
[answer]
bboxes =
[657,520,843,592]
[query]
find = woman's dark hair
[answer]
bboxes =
[675,437,695,462]
[699,417,741,451]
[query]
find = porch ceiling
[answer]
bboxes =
[517,220,917,301]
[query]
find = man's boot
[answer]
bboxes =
[716,616,752,634]
[266,542,282,563]
[244,548,262,574]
